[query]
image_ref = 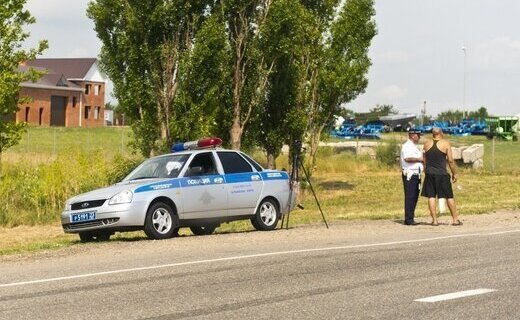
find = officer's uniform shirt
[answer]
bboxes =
[400,139,423,177]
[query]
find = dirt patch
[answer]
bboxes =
[0,224,74,247]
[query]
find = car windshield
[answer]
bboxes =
[123,154,190,181]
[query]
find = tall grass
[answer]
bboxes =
[0,151,140,226]
[1,128,519,228]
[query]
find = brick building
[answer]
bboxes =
[17,58,107,127]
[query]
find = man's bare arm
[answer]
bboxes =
[445,141,457,182]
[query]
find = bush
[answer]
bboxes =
[376,139,400,167]
[107,154,143,184]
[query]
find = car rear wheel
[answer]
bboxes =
[190,225,217,236]
[144,202,178,240]
[251,198,279,231]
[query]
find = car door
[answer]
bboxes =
[217,151,263,216]
[179,152,228,219]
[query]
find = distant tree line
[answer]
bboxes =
[436,106,490,122]
[87,0,377,168]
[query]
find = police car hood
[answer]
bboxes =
[69,179,164,203]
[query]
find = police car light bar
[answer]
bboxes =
[171,137,223,152]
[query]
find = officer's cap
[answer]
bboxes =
[408,129,421,135]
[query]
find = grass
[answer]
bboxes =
[3,126,133,163]
[0,128,519,255]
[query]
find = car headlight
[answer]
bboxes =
[108,190,133,205]
[64,200,72,211]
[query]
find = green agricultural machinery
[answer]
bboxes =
[486,116,519,141]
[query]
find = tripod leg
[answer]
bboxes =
[283,153,299,230]
[300,163,329,229]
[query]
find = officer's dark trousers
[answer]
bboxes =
[402,174,420,224]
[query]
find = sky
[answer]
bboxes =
[23,0,520,116]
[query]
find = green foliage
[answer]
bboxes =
[0,152,110,226]
[375,138,400,167]
[0,0,47,157]
[436,110,464,122]
[107,154,143,185]
[436,107,490,122]
[0,121,26,154]
[369,104,398,116]
[175,10,233,143]
[468,106,490,120]
[255,0,315,165]
[224,0,272,150]
[305,0,377,168]
[87,0,214,156]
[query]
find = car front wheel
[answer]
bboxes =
[144,202,178,240]
[251,198,279,231]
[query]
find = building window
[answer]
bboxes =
[94,106,101,119]
[25,107,30,122]
[85,84,91,95]
[73,96,77,107]
[94,85,100,95]
[85,106,91,119]
[39,108,43,125]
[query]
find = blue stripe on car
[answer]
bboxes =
[225,173,262,183]
[134,171,288,193]
[260,171,289,181]
[134,179,181,193]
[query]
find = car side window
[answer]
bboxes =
[186,152,218,177]
[217,152,253,174]
[240,152,263,172]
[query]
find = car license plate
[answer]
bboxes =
[71,211,96,223]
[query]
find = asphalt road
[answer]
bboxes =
[1,217,519,320]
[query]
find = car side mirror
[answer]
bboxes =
[188,166,204,176]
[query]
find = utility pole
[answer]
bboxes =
[462,46,467,119]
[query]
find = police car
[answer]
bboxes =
[61,138,294,242]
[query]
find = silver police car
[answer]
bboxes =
[61,138,293,241]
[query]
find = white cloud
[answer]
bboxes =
[380,85,408,100]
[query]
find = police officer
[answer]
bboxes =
[400,130,424,225]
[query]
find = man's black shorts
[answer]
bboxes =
[421,174,454,198]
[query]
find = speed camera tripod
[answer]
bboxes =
[281,140,329,230]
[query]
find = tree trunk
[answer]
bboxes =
[230,118,242,150]
[308,114,331,172]
[266,152,276,169]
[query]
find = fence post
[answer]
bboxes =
[121,125,124,154]
[491,136,496,172]
[53,127,57,155]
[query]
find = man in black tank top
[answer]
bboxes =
[421,128,462,226]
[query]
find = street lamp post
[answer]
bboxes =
[462,46,467,119]
[421,100,426,126]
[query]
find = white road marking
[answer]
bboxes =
[1,228,520,288]
[415,289,496,302]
